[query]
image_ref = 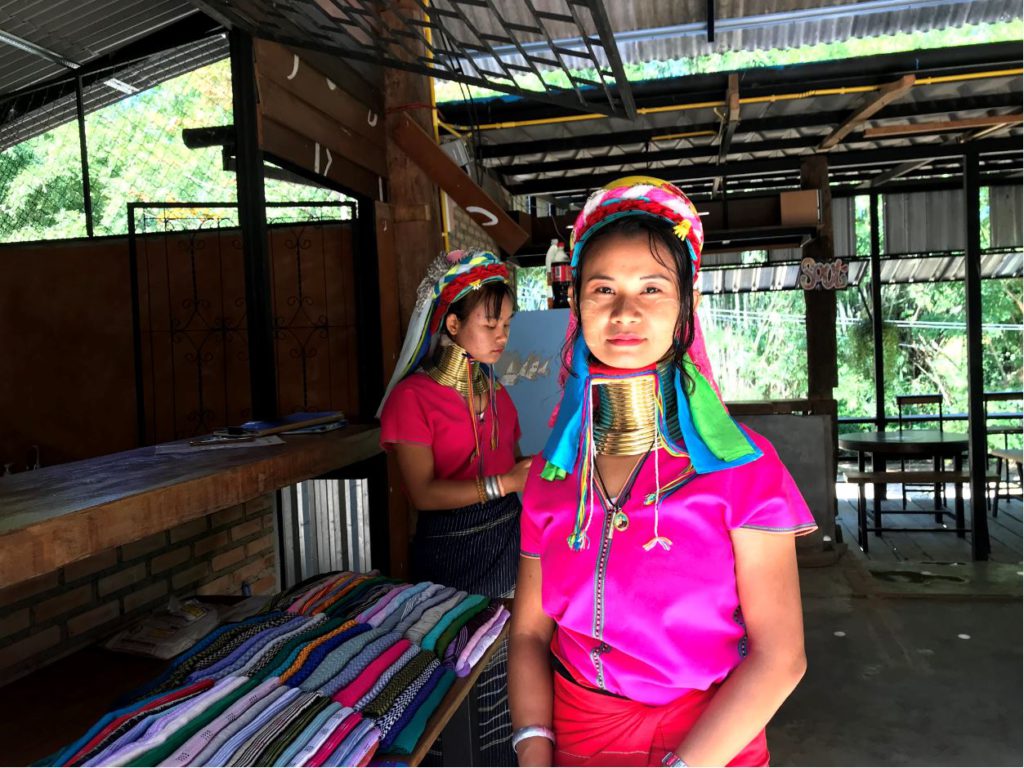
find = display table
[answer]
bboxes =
[0,601,510,766]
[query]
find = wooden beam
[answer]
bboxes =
[253,39,384,148]
[285,44,384,115]
[718,73,740,164]
[258,76,387,177]
[818,74,915,151]
[864,113,1023,138]
[260,117,379,199]
[391,112,529,254]
[856,158,934,189]
[958,122,1016,142]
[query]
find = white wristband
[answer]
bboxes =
[511,725,555,754]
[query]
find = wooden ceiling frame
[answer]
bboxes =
[817,74,915,151]
[251,39,386,199]
[864,113,1024,138]
[391,112,529,254]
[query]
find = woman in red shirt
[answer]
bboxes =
[378,248,531,765]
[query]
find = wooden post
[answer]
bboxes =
[384,2,444,330]
[801,155,838,400]
[381,1,443,575]
[376,201,410,579]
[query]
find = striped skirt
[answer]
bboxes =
[413,494,520,766]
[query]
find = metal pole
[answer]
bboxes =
[963,149,990,561]
[869,193,885,430]
[127,204,146,445]
[75,76,94,237]
[229,28,278,419]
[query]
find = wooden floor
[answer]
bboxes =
[835,483,1023,564]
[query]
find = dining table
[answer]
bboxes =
[838,429,969,519]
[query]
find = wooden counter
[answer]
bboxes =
[0,425,381,586]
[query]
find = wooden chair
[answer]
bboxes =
[896,394,945,510]
[990,449,1023,518]
[984,392,1023,507]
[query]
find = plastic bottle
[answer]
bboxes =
[544,238,560,270]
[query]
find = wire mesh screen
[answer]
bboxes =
[0,97,85,242]
[278,478,372,588]
[0,36,228,244]
[198,0,636,117]
[131,202,359,442]
[1,51,351,244]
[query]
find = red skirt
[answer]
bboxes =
[552,672,769,767]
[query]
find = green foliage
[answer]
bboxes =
[701,290,809,401]
[699,278,1021,432]
[515,265,549,311]
[0,59,350,244]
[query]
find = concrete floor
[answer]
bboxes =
[769,553,1023,766]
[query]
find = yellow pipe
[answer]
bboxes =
[916,67,1023,85]
[652,130,718,142]
[446,68,1024,133]
[437,120,467,138]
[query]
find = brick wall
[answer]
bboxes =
[0,495,279,686]
[446,194,499,254]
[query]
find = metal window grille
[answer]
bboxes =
[194,0,636,118]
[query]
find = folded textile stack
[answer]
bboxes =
[49,572,511,767]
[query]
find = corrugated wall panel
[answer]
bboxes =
[990,185,1023,248]
[885,189,966,253]
[832,197,857,258]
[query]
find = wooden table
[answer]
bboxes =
[838,430,969,519]
[0,425,381,586]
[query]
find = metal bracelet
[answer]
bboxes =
[484,475,502,501]
[661,751,687,767]
[511,725,555,754]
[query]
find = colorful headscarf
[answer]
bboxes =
[376,249,511,417]
[541,176,763,550]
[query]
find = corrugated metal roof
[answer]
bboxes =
[610,0,1022,65]
[694,184,1022,293]
[696,249,1022,293]
[447,0,1022,71]
[489,74,1023,182]
[0,0,198,95]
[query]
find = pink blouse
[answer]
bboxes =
[521,427,816,706]
[380,372,521,481]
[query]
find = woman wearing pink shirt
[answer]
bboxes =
[378,248,531,765]
[509,178,816,767]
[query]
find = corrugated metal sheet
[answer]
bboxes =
[0,0,198,94]
[611,0,1021,65]
[485,74,1023,190]
[448,0,1022,71]
[885,189,965,253]
[696,249,1021,293]
[832,197,857,257]
[991,184,1023,247]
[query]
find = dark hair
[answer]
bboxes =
[562,215,697,389]
[443,281,516,340]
